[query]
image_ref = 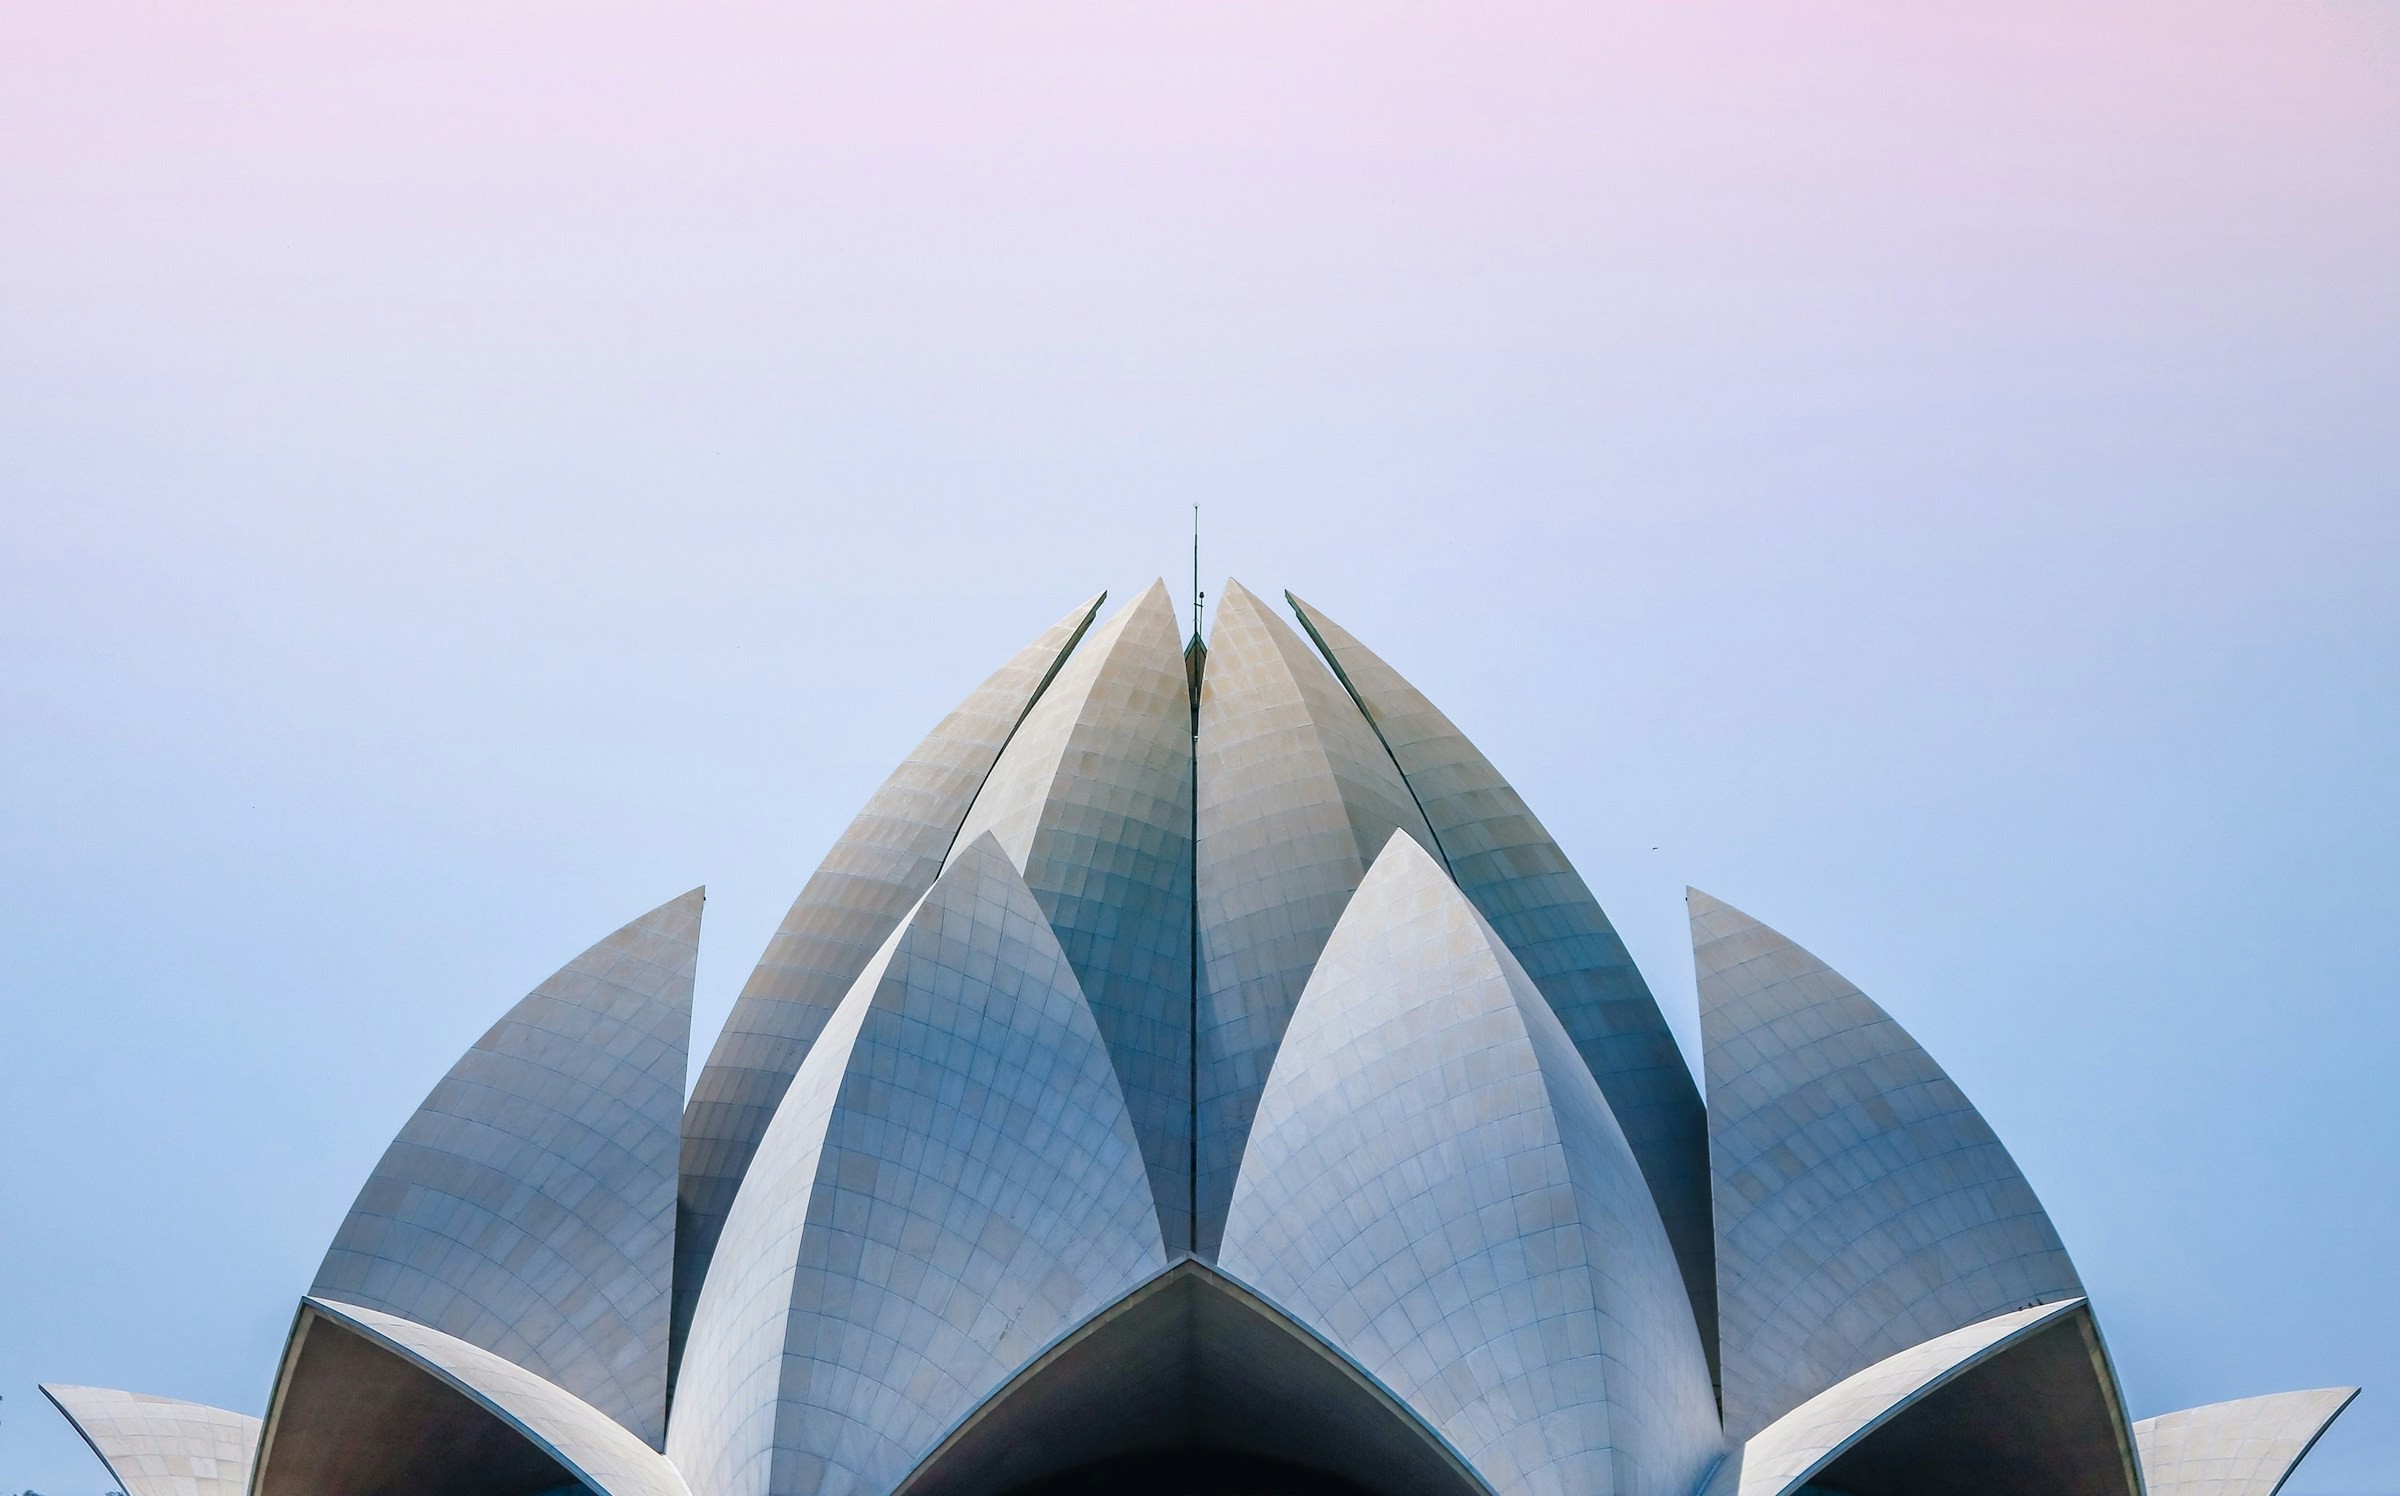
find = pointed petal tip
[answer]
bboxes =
[1683,886,1729,918]
[1024,589,1105,652]
[1111,579,1183,632]
[1684,887,1756,928]
[1207,578,1266,621]
[1365,824,1446,880]
[1279,590,1379,655]
[2219,1385,2363,1412]
[1060,587,1106,624]
[949,827,1015,872]
[634,887,706,938]
[1279,588,1333,630]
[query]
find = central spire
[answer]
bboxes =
[1185,506,1207,719]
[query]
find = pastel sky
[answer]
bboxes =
[4,3,2397,1491]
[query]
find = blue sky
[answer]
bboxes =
[3,3,2396,1491]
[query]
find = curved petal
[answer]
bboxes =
[1284,591,1714,1354]
[258,1297,689,1496]
[1222,836,1720,1496]
[1705,1300,2086,1496]
[2136,1388,2361,1496]
[675,592,1103,1368]
[1192,580,1436,1256]
[313,888,701,1446]
[1733,1296,2136,1496]
[668,833,1168,1496]
[944,580,1195,1248]
[39,1385,258,1496]
[1691,888,2084,1441]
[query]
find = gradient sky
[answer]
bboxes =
[4,3,2397,1491]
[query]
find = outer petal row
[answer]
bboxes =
[35,584,2366,1496]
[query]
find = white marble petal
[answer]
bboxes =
[669,834,1168,1496]
[1223,836,1720,1496]
[2137,1387,2361,1496]
[1701,1300,2086,1496]
[943,580,1196,1250]
[40,1385,259,1496]
[301,1298,692,1496]
[677,593,1103,1364]
[1692,888,2084,1441]
[1194,579,1436,1256]
[1284,592,1714,1352]
[315,889,701,1446]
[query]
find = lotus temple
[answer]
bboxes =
[42,581,2358,1496]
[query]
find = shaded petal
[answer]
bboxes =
[895,1260,1487,1496]
[256,1297,689,1496]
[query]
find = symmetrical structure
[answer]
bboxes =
[45,582,2358,1496]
